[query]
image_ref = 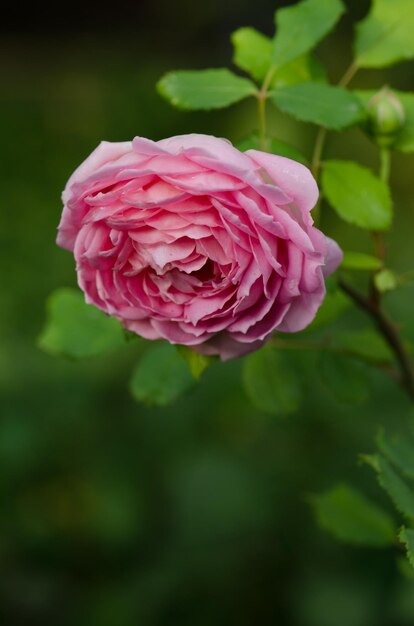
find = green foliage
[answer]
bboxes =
[320,352,370,404]
[231,27,273,83]
[399,527,414,569]
[38,288,126,359]
[130,343,194,406]
[322,160,393,230]
[176,346,216,380]
[272,0,345,68]
[271,54,327,88]
[270,83,364,130]
[378,430,414,481]
[236,133,308,164]
[342,251,383,271]
[242,345,300,416]
[356,90,414,153]
[232,27,326,87]
[311,483,396,547]
[355,0,414,68]
[364,433,414,570]
[157,69,257,110]
[364,454,414,520]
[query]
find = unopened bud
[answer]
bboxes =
[367,87,405,147]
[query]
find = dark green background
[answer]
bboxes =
[2,1,414,623]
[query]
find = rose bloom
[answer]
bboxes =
[57,134,342,360]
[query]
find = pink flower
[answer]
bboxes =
[57,134,342,360]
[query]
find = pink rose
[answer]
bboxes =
[57,134,342,360]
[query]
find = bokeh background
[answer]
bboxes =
[2,1,414,624]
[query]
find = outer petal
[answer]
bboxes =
[58,141,133,251]
[323,236,343,276]
[62,141,132,203]
[276,287,326,333]
[245,150,319,220]
[158,133,249,167]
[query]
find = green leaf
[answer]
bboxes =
[38,288,125,359]
[355,0,414,68]
[311,483,396,547]
[399,527,414,569]
[374,268,398,293]
[272,0,345,68]
[130,343,194,407]
[270,83,365,130]
[378,430,414,480]
[176,345,216,380]
[236,133,308,164]
[333,328,393,364]
[157,69,257,110]
[322,160,393,230]
[356,90,414,153]
[320,352,369,404]
[271,54,327,88]
[243,345,300,416]
[231,27,327,87]
[365,454,414,520]
[231,27,273,83]
[396,553,414,579]
[342,251,383,271]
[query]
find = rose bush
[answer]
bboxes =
[57,134,342,359]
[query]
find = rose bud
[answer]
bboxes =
[57,134,342,360]
[367,87,405,147]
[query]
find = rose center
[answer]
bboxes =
[190,258,216,282]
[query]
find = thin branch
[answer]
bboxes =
[257,95,268,151]
[337,61,359,88]
[311,127,327,179]
[256,67,277,152]
[338,278,414,400]
[310,61,359,180]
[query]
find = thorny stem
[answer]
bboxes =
[306,62,414,400]
[337,133,414,399]
[338,278,414,401]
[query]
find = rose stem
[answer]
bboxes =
[341,136,414,398]
[310,61,359,179]
[307,61,414,400]
[338,277,414,400]
[257,95,268,151]
[257,68,277,152]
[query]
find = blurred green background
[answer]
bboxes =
[2,1,414,624]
